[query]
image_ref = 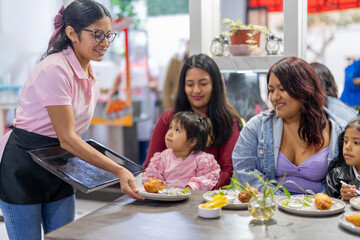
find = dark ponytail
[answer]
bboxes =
[39,0,111,62]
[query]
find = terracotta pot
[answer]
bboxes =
[230,30,261,46]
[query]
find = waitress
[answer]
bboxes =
[0,1,143,240]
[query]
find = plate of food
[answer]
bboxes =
[138,178,191,201]
[350,197,360,210]
[277,193,345,216]
[202,189,249,210]
[339,212,360,234]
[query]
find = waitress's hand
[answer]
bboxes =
[118,167,145,200]
[340,184,357,201]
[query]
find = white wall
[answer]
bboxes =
[146,14,189,91]
[0,0,62,85]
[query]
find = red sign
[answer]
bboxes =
[249,0,360,13]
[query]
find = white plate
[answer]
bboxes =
[339,213,360,234]
[202,190,248,210]
[138,186,191,201]
[350,197,360,210]
[277,195,345,216]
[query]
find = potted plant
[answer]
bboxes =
[221,18,271,48]
[225,172,306,221]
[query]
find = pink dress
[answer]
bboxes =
[142,149,220,190]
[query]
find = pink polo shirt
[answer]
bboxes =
[0,47,98,159]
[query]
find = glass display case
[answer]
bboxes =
[224,71,269,121]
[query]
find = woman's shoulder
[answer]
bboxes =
[244,109,276,128]
[325,107,346,131]
[157,110,175,125]
[34,50,73,77]
[30,52,71,84]
[160,110,175,120]
[37,53,65,68]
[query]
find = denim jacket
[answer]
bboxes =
[232,108,346,195]
[327,96,357,123]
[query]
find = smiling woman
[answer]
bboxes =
[232,56,346,196]
[0,1,143,239]
[144,54,243,189]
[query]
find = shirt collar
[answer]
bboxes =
[353,166,360,181]
[63,46,94,80]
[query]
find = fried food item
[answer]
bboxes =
[238,187,259,203]
[144,178,164,193]
[314,193,332,210]
[346,212,360,227]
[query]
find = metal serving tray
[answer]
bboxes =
[28,139,144,193]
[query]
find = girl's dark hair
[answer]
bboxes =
[40,0,111,61]
[170,111,211,152]
[328,116,360,171]
[267,57,327,151]
[174,53,242,147]
[310,62,338,99]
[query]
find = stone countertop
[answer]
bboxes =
[45,191,360,240]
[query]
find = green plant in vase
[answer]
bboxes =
[221,18,271,50]
[225,172,306,221]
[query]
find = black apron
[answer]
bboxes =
[0,127,74,204]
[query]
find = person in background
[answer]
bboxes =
[144,53,243,189]
[326,116,360,200]
[137,58,160,164]
[143,111,220,190]
[108,54,159,165]
[340,58,360,109]
[310,62,357,123]
[162,39,189,111]
[0,1,143,239]
[232,57,345,195]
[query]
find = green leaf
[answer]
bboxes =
[250,171,265,184]
[282,180,307,196]
[282,186,291,198]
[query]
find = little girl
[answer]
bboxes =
[326,116,360,200]
[142,111,220,190]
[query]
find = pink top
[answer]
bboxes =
[0,47,98,160]
[142,148,221,190]
[144,110,240,189]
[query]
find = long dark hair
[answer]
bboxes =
[174,53,242,147]
[39,0,111,61]
[310,62,338,100]
[328,116,360,171]
[170,111,211,152]
[267,57,327,150]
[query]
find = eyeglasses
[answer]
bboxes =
[81,28,117,43]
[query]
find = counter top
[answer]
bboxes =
[45,191,360,240]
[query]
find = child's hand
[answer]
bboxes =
[340,183,357,200]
